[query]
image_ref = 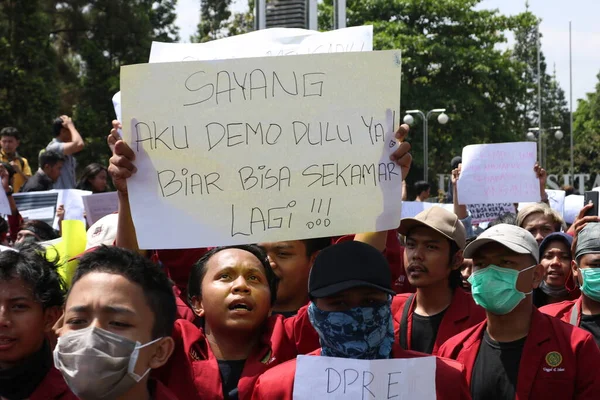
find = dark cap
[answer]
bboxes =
[308,241,395,299]
[539,232,573,260]
[575,224,600,262]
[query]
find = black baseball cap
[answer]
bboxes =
[308,241,395,299]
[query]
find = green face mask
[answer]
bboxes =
[580,268,600,302]
[468,264,536,315]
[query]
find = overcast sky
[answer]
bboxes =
[174,0,600,104]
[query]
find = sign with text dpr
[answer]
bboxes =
[293,355,436,399]
[121,51,403,249]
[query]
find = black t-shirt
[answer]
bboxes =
[580,314,600,347]
[217,359,246,400]
[410,308,447,354]
[471,331,526,400]
[272,310,298,318]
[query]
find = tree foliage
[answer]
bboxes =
[319,0,531,186]
[0,0,179,170]
[572,72,600,179]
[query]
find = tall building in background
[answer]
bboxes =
[266,0,307,29]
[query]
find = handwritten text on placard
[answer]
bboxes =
[468,203,516,224]
[292,355,436,400]
[121,51,402,249]
[457,142,540,205]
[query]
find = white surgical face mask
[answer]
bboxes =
[54,326,162,400]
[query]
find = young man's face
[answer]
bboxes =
[404,226,459,288]
[46,161,64,182]
[61,272,159,377]
[0,278,53,368]
[540,240,571,288]
[314,287,388,312]
[194,249,272,332]
[15,230,39,244]
[460,258,474,290]
[472,242,543,294]
[258,240,315,310]
[573,253,600,287]
[521,212,556,244]
[0,136,18,155]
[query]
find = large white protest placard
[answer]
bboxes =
[292,355,436,400]
[468,203,516,224]
[114,27,373,122]
[82,192,119,226]
[149,26,373,63]
[457,142,540,205]
[121,51,403,249]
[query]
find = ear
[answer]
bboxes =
[450,250,464,271]
[308,251,319,268]
[571,260,581,287]
[44,306,63,333]
[190,296,204,318]
[532,264,545,289]
[148,337,175,370]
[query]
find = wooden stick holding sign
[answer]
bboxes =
[121,51,403,249]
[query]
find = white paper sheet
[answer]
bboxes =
[292,355,436,400]
[149,26,373,63]
[457,142,540,205]
[121,50,403,249]
[82,192,119,226]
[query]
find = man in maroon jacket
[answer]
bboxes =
[439,224,600,400]
[252,241,470,400]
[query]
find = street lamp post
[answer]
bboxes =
[403,109,449,182]
[526,126,563,167]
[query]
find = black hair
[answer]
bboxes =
[1,162,15,181]
[465,236,477,246]
[488,212,517,228]
[448,240,462,289]
[188,244,279,306]
[76,163,108,192]
[414,180,431,196]
[0,244,65,309]
[0,127,20,141]
[52,117,64,137]
[39,150,64,169]
[451,156,462,170]
[18,220,59,242]
[0,217,8,236]
[302,237,331,257]
[71,246,176,339]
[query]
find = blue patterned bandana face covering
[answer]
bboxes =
[308,297,394,360]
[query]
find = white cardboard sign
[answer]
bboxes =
[121,51,403,249]
[293,355,436,400]
[457,142,540,205]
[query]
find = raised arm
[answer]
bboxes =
[107,120,144,254]
[60,116,85,155]
[355,124,411,252]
